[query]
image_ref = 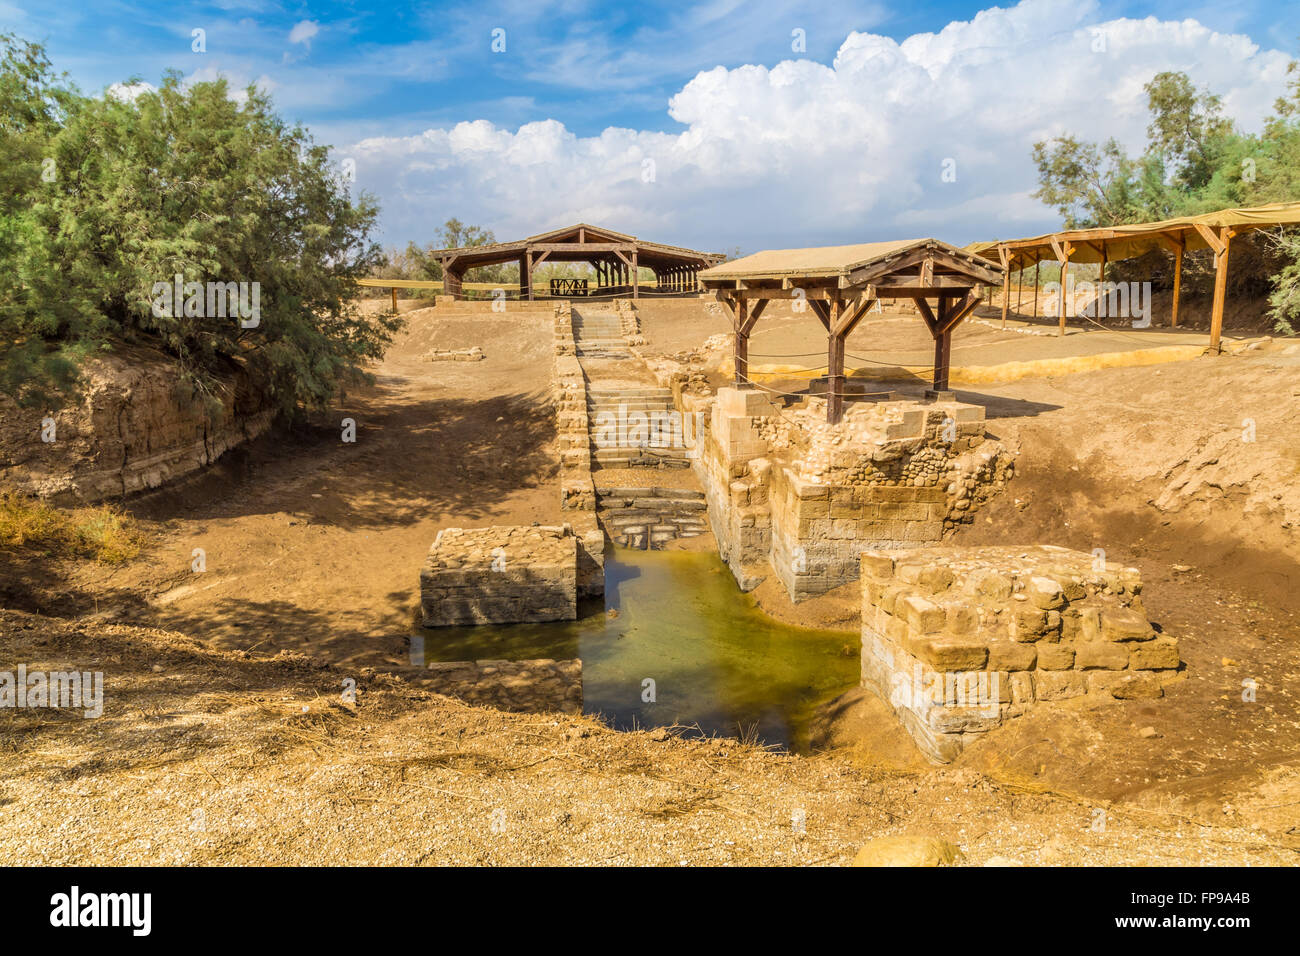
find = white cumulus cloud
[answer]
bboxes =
[346,0,1293,251]
[289,20,320,46]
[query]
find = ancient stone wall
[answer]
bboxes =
[423,658,582,714]
[554,303,596,512]
[859,545,1182,761]
[690,386,1015,600]
[0,346,274,504]
[420,525,579,626]
[596,484,708,549]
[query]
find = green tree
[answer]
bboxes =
[1,36,399,413]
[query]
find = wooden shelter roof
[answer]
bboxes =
[968,200,1300,265]
[431,222,724,268]
[699,237,1003,292]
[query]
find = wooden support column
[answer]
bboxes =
[1209,227,1234,353]
[1171,238,1184,328]
[998,245,1011,328]
[1015,255,1024,313]
[631,250,639,299]
[524,252,534,300]
[1032,260,1040,318]
[933,321,952,391]
[1098,243,1107,317]
[1051,238,1074,336]
[390,287,398,313]
[728,296,767,388]
[733,298,749,387]
[826,297,846,425]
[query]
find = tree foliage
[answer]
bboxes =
[0,34,399,412]
[1031,63,1300,331]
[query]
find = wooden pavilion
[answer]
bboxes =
[431,223,724,299]
[970,201,1300,351]
[698,238,1005,424]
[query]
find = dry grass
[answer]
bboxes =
[0,491,145,563]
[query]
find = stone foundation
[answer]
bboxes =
[858,545,1181,761]
[692,386,1015,600]
[423,346,484,362]
[423,658,582,714]
[420,526,579,626]
[595,484,709,548]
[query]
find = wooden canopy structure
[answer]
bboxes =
[698,238,1004,424]
[433,223,724,299]
[970,201,1300,351]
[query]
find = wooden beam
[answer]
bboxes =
[1170,238,1184,328]
[827,297,846,426]
[938,291,982,335]
[808,299,832,330]
[741,298,767,334]
[1032,261,1039,318]
[732,298,751,387]
[834,296,877,338]
[998,245,1011,328]
[391,286,398,313]
[1209,227,1235,353]
[915,297,939,335]
[1193,223,1225,258]
[1053,239,1074,336]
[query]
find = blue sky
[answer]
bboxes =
[4,0,1298,251]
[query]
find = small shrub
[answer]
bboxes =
[0,491,145,563]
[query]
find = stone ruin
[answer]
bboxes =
[423,346,485,362]
[690,385,1015,599]
[419,524,603,627]
[858,545,1181,761]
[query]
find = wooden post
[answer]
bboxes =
[1098,243,1107,319]
[999,246,1011,328]
[1015,255,1024,314]
[1210,228,1232,353]
[391,286,398,313]
[1171,240,1184,328]
[1032,260,1039,318]
[524,253,534,301]
[1052,239,1073,336]
[933,327,952,391]
[733,298,750,387]
[826,297,846,425]
[631,250,639,300]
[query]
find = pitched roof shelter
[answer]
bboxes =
[698,238,1005,424]
[969,201,1300,351]
[430,223,724,299]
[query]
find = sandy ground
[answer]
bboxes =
[3,294,1299,864]
[2,608,1294,866]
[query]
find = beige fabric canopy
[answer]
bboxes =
[967,201,1300,349]
[969,201,1300,264]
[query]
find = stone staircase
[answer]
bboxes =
[595,485,709,549]
[587,386,693,468]
[573,309,629,358]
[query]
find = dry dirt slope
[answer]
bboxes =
[1,609,1294,866]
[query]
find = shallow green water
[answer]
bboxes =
[418,547,860,752]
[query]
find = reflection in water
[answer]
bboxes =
[419,547,859,752]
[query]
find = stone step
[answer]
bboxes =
[595,486,705,499]
[587,392,673,401]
